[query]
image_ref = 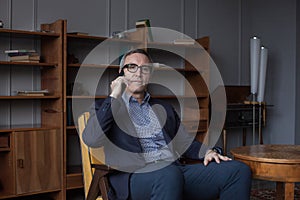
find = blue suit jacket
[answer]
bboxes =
[83,96,205,200]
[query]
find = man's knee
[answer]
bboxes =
[156,164,184,185]
[237,161,252,179]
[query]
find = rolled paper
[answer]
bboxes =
[257,46,268,102]
[250,37,261,96]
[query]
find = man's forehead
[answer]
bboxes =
[124,53,150,63]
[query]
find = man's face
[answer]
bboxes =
[122,53,151,94]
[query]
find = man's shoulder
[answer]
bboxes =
[93,96,123,109]
[149,97,174,109]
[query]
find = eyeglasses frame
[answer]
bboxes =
[122,63,152,74]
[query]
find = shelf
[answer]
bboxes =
[0,189,62,200]
[0,61,57,67]
[148,41,202,49]
[153,95,208,99]
[67,63,119,69]
[67,126,77,130]
[0,148,10,152]
[0,95,61,100]
[66,165,83,190]
[0,124,60,132]
[67,33,142,44]
[66,173,84,190]
[67,95,107,99]
[67,35,145,51]
[67,33,107,41]
[0,28,60,37]
[0,194,15,200]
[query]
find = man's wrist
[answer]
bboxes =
[205,147,223,156]
[109,92,119,99]
[212,147,223,155]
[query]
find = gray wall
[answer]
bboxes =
[241,0,298,145]
[0,0,299,146]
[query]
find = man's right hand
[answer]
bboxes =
[109,76,127,98]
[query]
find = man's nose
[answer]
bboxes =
[136,66,142,75]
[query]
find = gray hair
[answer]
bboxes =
[119,49,153,70]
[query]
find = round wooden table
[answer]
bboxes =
[230,144,300,200]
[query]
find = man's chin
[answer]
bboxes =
[130,85,146,93]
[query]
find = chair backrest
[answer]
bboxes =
[78,112,94,198]
[78,112,108,200]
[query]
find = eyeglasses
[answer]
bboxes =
[123,63,152,74]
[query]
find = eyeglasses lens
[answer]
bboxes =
[124,64,151,74]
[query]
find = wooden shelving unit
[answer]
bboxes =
[0,20,64,200]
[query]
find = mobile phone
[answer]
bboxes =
[119,70,124,76]
[118,70,126,92]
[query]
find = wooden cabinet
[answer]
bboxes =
[15,129,62,194]
[63,23,210,198]
[0,20,64,200]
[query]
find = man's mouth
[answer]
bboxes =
[131,80,143,84]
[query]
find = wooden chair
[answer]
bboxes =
[78,112,114,200]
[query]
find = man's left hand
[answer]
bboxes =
[203,149,232,166]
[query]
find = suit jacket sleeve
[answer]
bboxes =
[82,97,121,148]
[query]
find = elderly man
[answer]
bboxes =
[83,49,251,200]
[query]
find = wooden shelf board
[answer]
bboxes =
[151,67,206,74]
[0,124,60,132]
[67,95,106,99]
[9,189,62,198]
[67,34,146,45]
[0,95,60,100]
[153,95,208,99]
[109,38,142,44]
[153,67,185,72]
[0,148,11,152]
[67,63,119,69]
[66,172,83,177]
[0,194,15,199]
[66,172,84,190]
[67,34,107,40]
[0,189,63,199]
[0,28,60,37]
[66,185,84,190]
[0,61,57,67]
[148,41,202,49]
[67,126,77,130]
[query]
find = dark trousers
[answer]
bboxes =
[129,160,251,200]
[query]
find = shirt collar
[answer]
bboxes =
[122,91,151,107]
